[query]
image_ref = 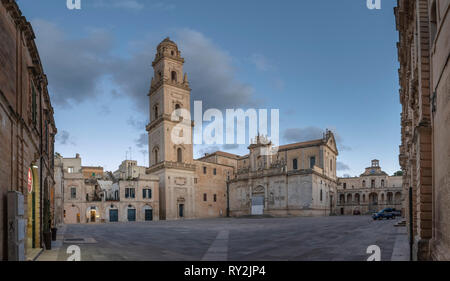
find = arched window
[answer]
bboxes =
[153,147,159,164]
[177,148,182,163]
[362,180,366,188]
[171,71,177,82]
[381,179,385,187]
[153,104,159,120]
[330,159,332,171]
[320,189,323,201]
[293,158,298,170]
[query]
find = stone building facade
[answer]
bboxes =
[145,38,339,220]
[336,160,402,215]
[228,133,338,217]
[395,0,450,260]
[59,155,159,224]
[0,0,57,260]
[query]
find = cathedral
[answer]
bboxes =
[146,38,339,219]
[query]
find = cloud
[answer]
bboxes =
[33,21,259,118]
[337,161,350,171]
[92,0,145,10]
[127,116,148,131]
[176,29,260,109]
[249,53,271,71]
[283,127,324,143]
[196,145,221,157]
[56,130,76,146]
[283,126,352,152]
[222,144,240,150]
[135,133,148,148]
[32,19,114,107]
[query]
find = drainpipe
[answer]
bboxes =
[409,186,413,261]
[226,181,230,217]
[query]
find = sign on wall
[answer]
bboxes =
[27,168,33,193]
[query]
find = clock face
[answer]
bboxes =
[371,169,375,174]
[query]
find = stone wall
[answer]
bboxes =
[0,0,56,260]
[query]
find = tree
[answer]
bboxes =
[393,171,403,176]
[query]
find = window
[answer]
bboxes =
[214,194,217,202]
[343,183,346,189]
[68,167,74,173]
[430,0,438,45]
[320,189,323,201]
[194,178,198,184]
[153,147,159,164]
[293,158,298,170]
[177,148,182,163]
[171,71,177,82]
[330,159,333,171]
[203,193,207,202]
[143,189,147,199]
[70,187,76,199]
[203,167,207,174]
[125,188,135,199]
[31,83,37,126]
[362,180,366,188]
[213,168,217,175]
[148,189,152,199]
[153,104,159,120]
[310,156,316,169]
[381,179,385,187]
[371,179,375,188]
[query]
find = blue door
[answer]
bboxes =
[145,209,153,221]
[109,209,118,222]
[127,209,136,221]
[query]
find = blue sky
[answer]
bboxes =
[17,0,401,176]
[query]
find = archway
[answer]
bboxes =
[394,192,402,204]
[251,185,265,215]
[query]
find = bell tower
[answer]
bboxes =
[147,37,193,167]
[146,37,196,220]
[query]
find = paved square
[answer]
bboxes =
[47,216,404,261]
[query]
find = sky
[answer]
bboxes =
[16,0,402,176]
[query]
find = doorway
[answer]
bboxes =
[179,204,184,218]
[90,210,96,222]
[109,209,118,222]
[145,209,153,221]
[251,196,264,215]
[128,209,136,221]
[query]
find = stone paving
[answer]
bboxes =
[37,216,408,261]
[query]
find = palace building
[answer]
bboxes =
[336,160,402,216]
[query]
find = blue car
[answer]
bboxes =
[372,208,396,220]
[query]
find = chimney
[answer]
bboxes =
[76,153,80,158]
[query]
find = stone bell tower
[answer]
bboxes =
[146,37,196,220]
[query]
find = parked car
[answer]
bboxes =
[372,208,396,220]
[353,210,361,215]
[391,209,402,217]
